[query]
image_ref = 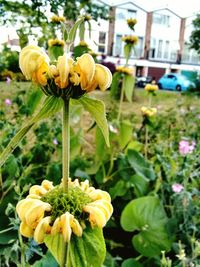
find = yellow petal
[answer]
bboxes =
[25,202,51,229]
[60,212,73,242]
[29,185,47,196]
[51,217,62,235]
[70,218,83,237]
[75,54,95,89]
[94,64,112,91]
[56,54,70,89]
[88,189,111,202]
[80,180,90,191]
[16,199,42,221]
[34,216,51,244]
[41,180,54,191]
[83,205,107,228]
[20,221,34,238]
[87,200,113,221]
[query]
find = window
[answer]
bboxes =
[157,40,163,58]
[98,32,106,53]
[133,37,143,58]
[128,9,137,19]
[116,10,126,20]
[153,13,170,26]
[164,41,170,59]
[115,34,122,56]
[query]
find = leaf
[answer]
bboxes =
[27,88,43,115]
[69,18,84,43]
[95,126,108,162]
[110,72,122,99]
[87,20,92,39]
[2,154,19,178]
[32,251,58,267]
[120,196,171,257]
[45,226,106,267]
[77,96,110,147]
[109,180,127,200]
[123,74,135,102]
[127,149,155,180]
[79,22,85,41]
[124,44,132,64]
[122,258,143,267]
[118,120,132,149]
[0,96,63,168]
[130,174,149,197]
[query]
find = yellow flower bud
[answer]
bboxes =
[19,45,49,86]
[34,216,52,244]
[25,202,52,229]
[144,83,158,92]
[83,205,107,228]
[20,221,34,238]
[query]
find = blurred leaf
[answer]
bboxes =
[27,87,43,115]
[126,141,143,152]
[110,72,122,99]
[122,258,143,267]
[109,180,127,200]
[123,74,135,103]
[127,150,155,180]
[124,44,132,64]
[68,18,84,43]
[121,196,171,257]
[3,154,19,179]
[79,21,85,40]
[77,96,110,147]
[33,251,58,267]
[130,174,149,197]
[118,120,132,149]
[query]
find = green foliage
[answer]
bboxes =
[45,226,106,266]
[190,13,200,54]
[110,72,122,99]
[123,74,135,103]
[121,196,171,257]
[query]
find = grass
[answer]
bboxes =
[1,81,200,117]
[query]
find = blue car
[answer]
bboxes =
[157,73,195,91]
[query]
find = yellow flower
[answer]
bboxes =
[19,45,49,86]
[55,54,70,89]
[75,54,112,92]
[116,66,134,75]
[51,15,66,23]
[144,83,159,92]
[127,18,137,28]
[122,35,138,45]
[48,39,65,47]
[141,106,157,117]
[16,179,113,244]
[79,40,88,47]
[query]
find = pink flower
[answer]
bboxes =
[6,77,11,84]
[172,183,184,193]
[4,98,12,106]
[179,140,196,155]
[53,138,58,145]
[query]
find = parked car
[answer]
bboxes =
[157,73,196,91]
[136,76,153,88]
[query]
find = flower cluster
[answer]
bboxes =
[127,18,137,29]
[16,179,113,244]
[116,66,134,75]
[19,45,112,95]
[179,140,196,156]
[48,39,65,47]
[141,106,157,117]
[122,35,138,45]
[51,15,66,24]
[144,84,159,92]
[172,183,184,193]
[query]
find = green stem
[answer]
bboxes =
[62,98,70,192]
[148,93,152,107]
[145,125,148,159]
[117,78,125,122]
[18,231,25,267]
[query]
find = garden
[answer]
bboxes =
[0,2,200,267]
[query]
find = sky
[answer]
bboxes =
[109,0,200,17]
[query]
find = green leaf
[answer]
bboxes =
[77,96,110,147]
[45,226,106,267]
[79,22,85,41]
[109,180,127,200]
[124,44,132,64]
[95,126,107,162]
[32,251,58,267]
[123,74,135,102]
[127,149,155,180]
[122,258,143,267]
[69,18,84,43]
[110,72,122,99]
[3,154,19,178]
[48,46,64,61]
[87,20,92,39]
[118,120,133,149]
[27,87,43,115]
[121,196,171,257]
[0,96,63,168]
[130,174,149,197]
